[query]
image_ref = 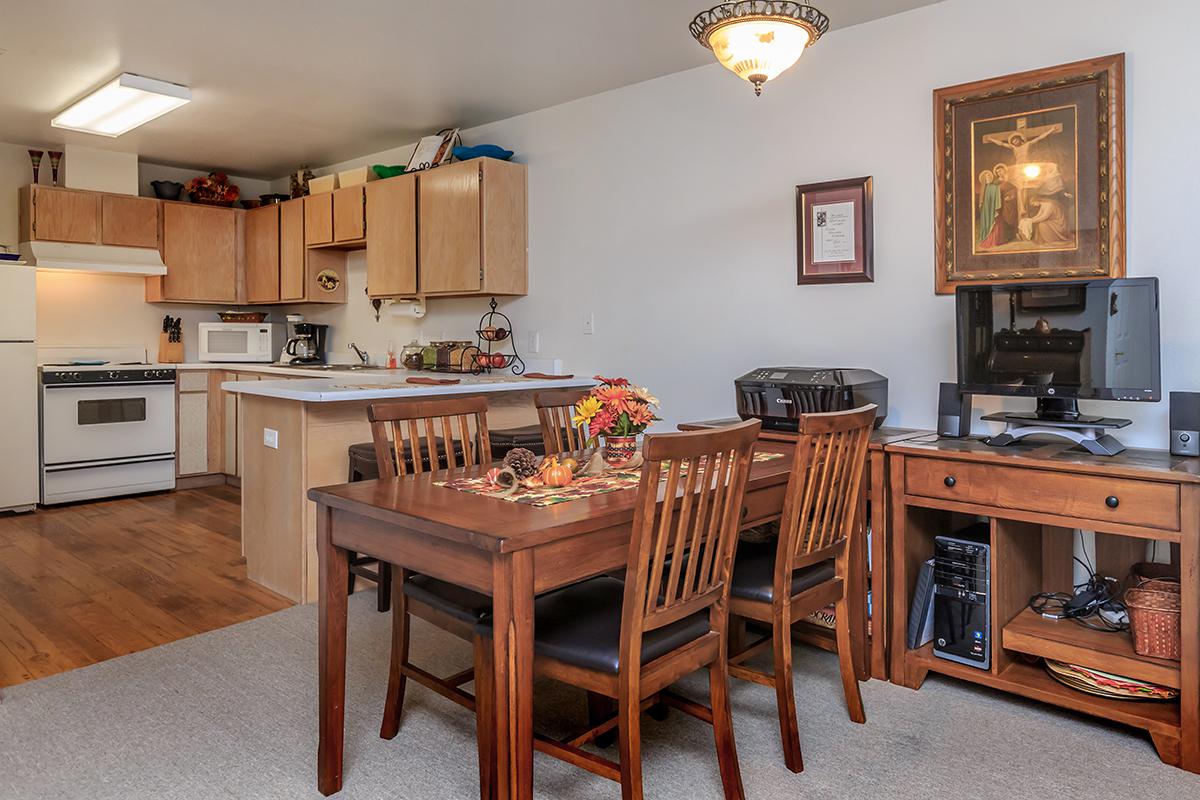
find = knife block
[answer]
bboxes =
[158,332,184,364]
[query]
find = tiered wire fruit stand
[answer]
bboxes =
[472,297,525,375]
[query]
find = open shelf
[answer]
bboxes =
[909,641,1180,737]
[1003,608,1180,689]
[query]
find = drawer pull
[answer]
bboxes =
[944,476,957,488]
[1106,495,1120,509]
[741,506,748,519]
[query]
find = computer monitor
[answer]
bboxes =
[956,277,1160,421]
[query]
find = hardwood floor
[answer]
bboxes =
[0,485,292,689]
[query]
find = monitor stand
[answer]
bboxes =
[980,397,1131,456]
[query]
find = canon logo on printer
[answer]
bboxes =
[775,398,793,404]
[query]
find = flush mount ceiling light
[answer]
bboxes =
[51,73,191,137]
[690,1,829,96]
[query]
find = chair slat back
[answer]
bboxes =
[534,389,590,454]
[623,421,761,640]
[367,397,492,478]
[778,406,875,573]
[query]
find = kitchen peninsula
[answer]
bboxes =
[223,372,593,602]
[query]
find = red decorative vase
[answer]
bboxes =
[602,435,638,467]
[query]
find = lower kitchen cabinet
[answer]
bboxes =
[176,371,227,477]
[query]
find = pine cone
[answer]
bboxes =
[502,447,540,479]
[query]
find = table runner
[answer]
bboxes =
[436,451,785,507]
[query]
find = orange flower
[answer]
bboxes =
[594,375,630,387]
[590,407,617,435]
[627,404,655,426]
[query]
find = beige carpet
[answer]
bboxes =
[1,590,1198,799]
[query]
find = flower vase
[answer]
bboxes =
[602,435,638,467]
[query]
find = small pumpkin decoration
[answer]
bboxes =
[539,457,574,488]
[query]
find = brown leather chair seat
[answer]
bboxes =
[347,438,465,481]
[489,424,546,459]
[476,576,709,674]
[403,574,492,625]
[729,540,835,603]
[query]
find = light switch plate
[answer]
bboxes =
[582,313,595,335]
[527,330,540,353]
[263,428,279,449]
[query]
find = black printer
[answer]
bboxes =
[735,367,888,431]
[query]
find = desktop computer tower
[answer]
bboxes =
[933,523,991,670]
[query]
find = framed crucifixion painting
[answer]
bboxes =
[932,54,1125,294]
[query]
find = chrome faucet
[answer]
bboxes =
[348,342,370,364]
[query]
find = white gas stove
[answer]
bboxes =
[37,346,177,504]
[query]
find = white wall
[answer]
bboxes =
[273,0,1200,447]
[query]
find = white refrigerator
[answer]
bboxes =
[0,264,38,512]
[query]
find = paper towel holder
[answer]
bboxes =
[386,298,426,319]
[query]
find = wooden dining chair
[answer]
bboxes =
[726,405,875,774]
[534,388,590,453]
[369,397,498,744]
[476,419,761,800]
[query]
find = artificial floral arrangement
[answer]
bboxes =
[572,375,660,444]
[186,172,240,206]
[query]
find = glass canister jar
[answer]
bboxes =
[400,341,424,370]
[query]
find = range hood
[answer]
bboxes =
[18,241,166,276]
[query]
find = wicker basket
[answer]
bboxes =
[1124,578,1181,661]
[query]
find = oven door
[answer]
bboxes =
[41,381,176,466]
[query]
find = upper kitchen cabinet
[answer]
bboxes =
[147,203,241,304]
[418,158,527,296]
[101,195,161,248]
[279,198,306,301]
[245,198,346,305]
[244,204,281,304]
[304,187,365,247]
[20,185,161,248]
[365,174,417,298]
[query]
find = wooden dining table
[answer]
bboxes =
[308,440,799,799]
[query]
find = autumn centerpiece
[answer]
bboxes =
[573,376,660,466]
[185,172,240,206]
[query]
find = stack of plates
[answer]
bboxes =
[1044,659,1178,701]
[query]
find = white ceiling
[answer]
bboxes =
[0,0,941,178]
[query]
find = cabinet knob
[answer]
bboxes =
[944,476,957,488]
[1105,495,1120,509]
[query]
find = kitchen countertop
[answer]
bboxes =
[221,370,593,402]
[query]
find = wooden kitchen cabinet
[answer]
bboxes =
[19,185,101,244]
[147,203,241,303]
[245,204,281,303]
[304,193,333,246]
[279,198,306,301]
[176,370,226,478]
[332,185,365,243]
[101,194,160,248]
[366,174,417,298]
[418,158,527,296]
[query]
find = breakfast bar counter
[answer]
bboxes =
[223,373,593,602]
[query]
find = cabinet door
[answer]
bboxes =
[162,203,238,303]
[304,193,333,245]
[101,194,160,248]
[333,185,365,242]
[418,161,481,294]
[279,198,306,301]
[33,187,100,243]
[245,205,281,303]
[366,175,417,297]
[479,159,528,295]
[177,390,210,476]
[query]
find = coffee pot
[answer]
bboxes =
[285,322,329,365]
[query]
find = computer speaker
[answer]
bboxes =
[937,382,972,438]
[1169,391,1200,456]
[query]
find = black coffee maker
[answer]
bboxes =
[285,322,329,364]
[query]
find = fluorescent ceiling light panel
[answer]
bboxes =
[51,73,190,137]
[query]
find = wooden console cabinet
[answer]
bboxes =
[887,437,1199,772]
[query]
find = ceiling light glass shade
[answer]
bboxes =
[51,73,191,137]
[690,2,829,96]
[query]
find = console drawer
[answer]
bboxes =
[904,457,1180,531]
[741,481,786,528]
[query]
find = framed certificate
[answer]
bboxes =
[796,176,873,285]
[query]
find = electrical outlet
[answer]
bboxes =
[527,330,541,353]
[263,428,279,449]
[582,313,595,335]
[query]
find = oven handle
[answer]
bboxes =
[43,381,176,389]
[43,454,176,472]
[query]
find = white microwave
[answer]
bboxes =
[198,322,286,363]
